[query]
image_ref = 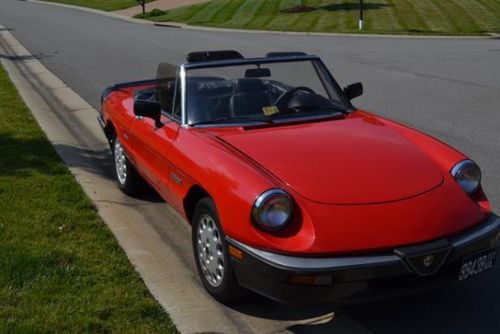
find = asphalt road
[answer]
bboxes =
[1,1,500,333]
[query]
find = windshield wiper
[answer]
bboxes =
[281,105,347,114]
[191,116,274,126]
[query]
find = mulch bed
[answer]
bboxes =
[280,5,316,13]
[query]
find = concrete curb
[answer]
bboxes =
[166,23,496,39]
[30,0,495,40]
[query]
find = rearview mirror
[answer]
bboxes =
[344,82,363,101]
[134,100,161,126]
[245,68,271,78]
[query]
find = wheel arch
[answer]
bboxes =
[183,185,212,224]
[103,120,116,143]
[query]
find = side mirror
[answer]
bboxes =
[134,100,161,126]
[344,82,363,101]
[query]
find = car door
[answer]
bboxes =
[128,77,180,200]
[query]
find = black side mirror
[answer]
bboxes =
[134,100,162,127]
[344,82,363,101]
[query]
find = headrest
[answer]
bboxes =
[186,78,233,95]
[235,79,266,93]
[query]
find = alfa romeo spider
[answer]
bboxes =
[98,51,499,304]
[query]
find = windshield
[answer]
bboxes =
[185,59,349,126]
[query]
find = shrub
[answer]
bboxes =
[150,8,167,16]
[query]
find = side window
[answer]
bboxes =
[159,78,181,121]
[159,79,175,117]
[172,80,181,119]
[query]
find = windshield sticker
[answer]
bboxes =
[262,106,279,116]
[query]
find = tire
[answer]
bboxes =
[192,197,243,303]
[112,135,143,195]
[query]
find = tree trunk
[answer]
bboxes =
[141,1,146,14]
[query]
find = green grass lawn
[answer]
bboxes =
[42,0,152,11]
[140,0,500,35]
[0,64,176,333]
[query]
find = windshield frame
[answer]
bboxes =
[179,55,352,127]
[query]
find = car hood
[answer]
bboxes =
[216,114,444,204]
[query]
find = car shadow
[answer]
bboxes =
[53,143,115,180]
[230,293,335,321]
[223,293,355,333]
[53,143,165,203]
[223,266,500,333]
[346,267,500,333]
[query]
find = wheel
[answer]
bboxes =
[192,197,243,303]
[112,135,143,195]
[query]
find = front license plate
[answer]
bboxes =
[458,250,497,281]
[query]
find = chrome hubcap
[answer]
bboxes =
[114,138,127,185]
[197,214,225,287]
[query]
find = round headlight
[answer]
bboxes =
[252,189,293,231]
[451,160,481,195]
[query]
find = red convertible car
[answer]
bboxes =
[99,51,499,304]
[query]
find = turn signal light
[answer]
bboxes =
[228,245,244,260]
[288,275,332,286]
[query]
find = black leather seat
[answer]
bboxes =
[230,79,272,117]
[186,79,233,124]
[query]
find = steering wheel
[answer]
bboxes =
[275,86,315,110]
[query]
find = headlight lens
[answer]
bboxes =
[252,189,293,231]
[451,160,481,195]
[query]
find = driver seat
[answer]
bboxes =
[230,79,272,117]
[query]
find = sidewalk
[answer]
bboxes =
[114,0,208,17]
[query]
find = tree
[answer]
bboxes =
[136,0,146,14]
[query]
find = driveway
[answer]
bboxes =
[114,0,208,17]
